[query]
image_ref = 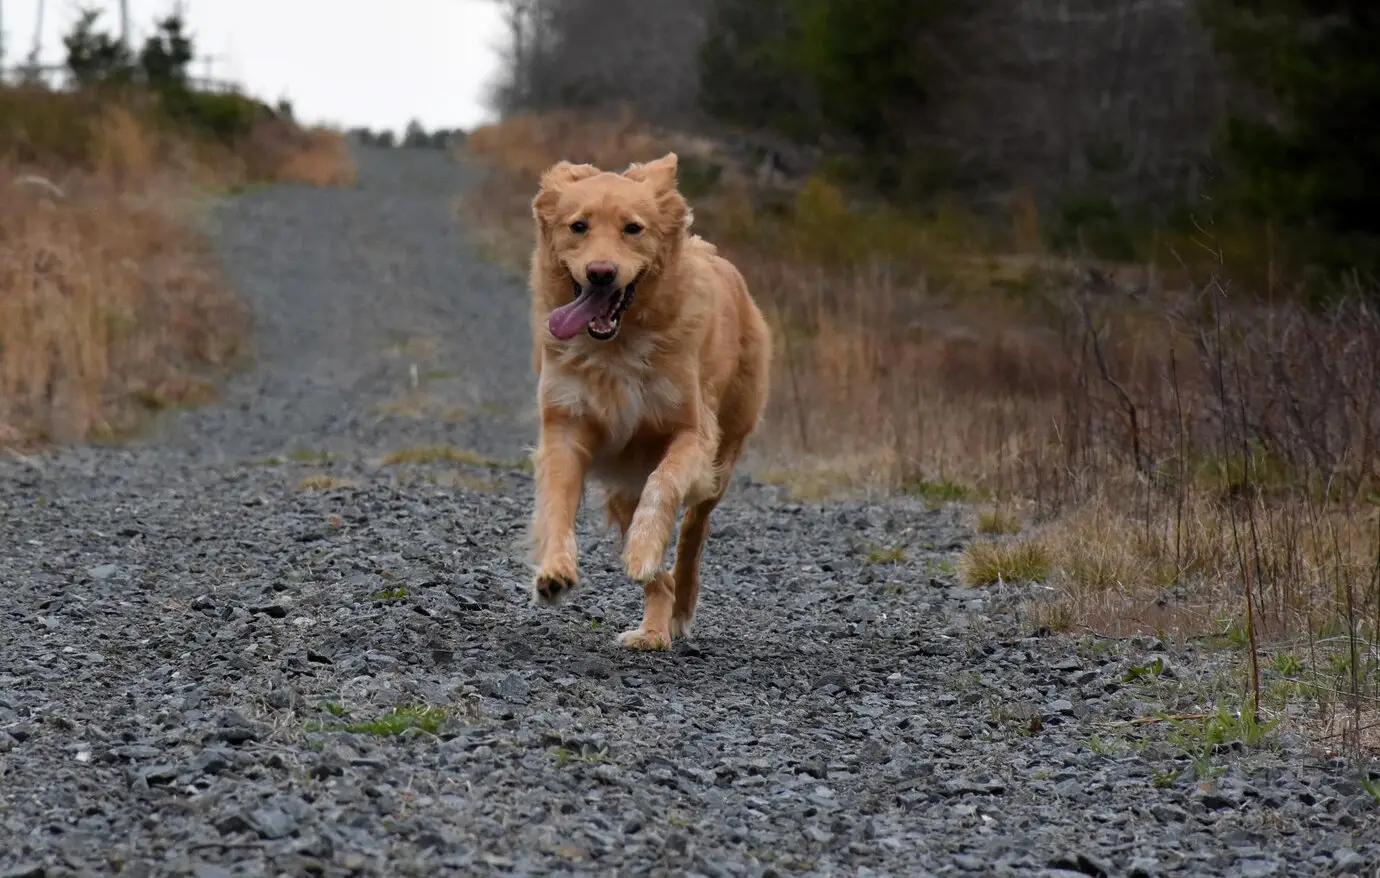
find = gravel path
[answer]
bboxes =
[2,147,1377,878]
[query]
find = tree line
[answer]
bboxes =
[487,0,1378,278]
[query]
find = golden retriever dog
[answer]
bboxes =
[524,152,771,650]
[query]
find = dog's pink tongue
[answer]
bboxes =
[548,289,604,340]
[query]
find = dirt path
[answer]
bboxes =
[1,147,1375,878]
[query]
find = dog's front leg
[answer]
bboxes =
[618,426,716,649]
[529,419,593,606]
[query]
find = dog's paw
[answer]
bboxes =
[617,627,671,651]
[532,565,579,606]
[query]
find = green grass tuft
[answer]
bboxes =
[307,704,447,736]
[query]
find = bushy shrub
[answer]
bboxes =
[1201,0,1380,285]
[698,0,969,198]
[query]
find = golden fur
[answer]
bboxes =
[525,152,771,650]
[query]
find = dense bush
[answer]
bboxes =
[698,0,966,196]
[1200,1,1380,282]
[55,7,274,149]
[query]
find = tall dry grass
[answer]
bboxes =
[460,112,1380,740]
[0,86,357,446]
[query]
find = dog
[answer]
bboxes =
[524,152,772,650]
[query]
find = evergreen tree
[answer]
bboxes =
[1202,1,1380,235]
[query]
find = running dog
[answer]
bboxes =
[525,152,771,650]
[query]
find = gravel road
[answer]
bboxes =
[2,147,1377,878]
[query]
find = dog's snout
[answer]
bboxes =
[585,261,618,288]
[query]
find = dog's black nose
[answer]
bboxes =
[585,262,618,287]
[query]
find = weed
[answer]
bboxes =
[307,704,446,736]
[864,542,906,564]
[1151,768,1180,789]
[1123,657,1168,683]
[297,474,358,492]
[551,746,609,768]
[1362,773,1380,804]
[1270,653,1303,676]
[370,586,408,601]
[905,478,978,509]
[958,539,1052,586]
[381,444,532,473]
[976,507,1023,535]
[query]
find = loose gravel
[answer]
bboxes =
[2,147,1377,878]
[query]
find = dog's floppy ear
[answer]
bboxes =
[623,152,679,195]
[532,160,600,229]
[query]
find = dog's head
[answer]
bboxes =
[532,153,689,343]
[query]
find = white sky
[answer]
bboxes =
[0,0,508,132]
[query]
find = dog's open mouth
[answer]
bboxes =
[547,273,640,342]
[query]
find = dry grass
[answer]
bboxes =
[0,86,357,447]
[958,538,1053,587]
[297,474,360,492]
[459,111,1380,735]
[0,167,246,443]
[379,444,533,474]
[269,126,357,188]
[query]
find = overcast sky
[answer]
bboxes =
[1,0,508,132]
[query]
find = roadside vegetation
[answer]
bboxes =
[0,9,355,446]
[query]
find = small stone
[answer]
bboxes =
[1045,699,1075,716]
[248,805,297,839]
[496,673,530,701]
[192,749,231,775]
[802,825,831,844]
[216,716,261,744]
[0,863,45,878]
[1128,856,1160,877]
[1238,858,1278,878]
[89,563,118,580]
[140,764,179,785]
[214,813,252,835]
[111,744,162,760]
[1333,849,1367,874]
[250,604,288,619]
[1150,803,1188,823]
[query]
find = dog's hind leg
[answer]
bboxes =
[606,489,676,650]
[669,439,742,638]
[604,490,638,543]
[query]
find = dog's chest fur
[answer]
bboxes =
[541,339,683,454]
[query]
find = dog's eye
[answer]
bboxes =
[569,220,588,234]
[623,222,643,235]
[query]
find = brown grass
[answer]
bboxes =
[459,111,1380,740]
[0,85,357,447]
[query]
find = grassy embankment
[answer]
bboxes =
[0,84,356,446]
